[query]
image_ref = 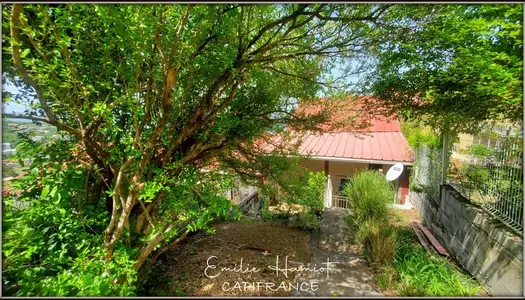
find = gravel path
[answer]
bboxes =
[294,208,384,297]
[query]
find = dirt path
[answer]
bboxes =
[294,208,384,297]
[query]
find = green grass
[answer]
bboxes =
[393,240,481,296]
[372,228,482,297]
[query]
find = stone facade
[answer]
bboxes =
[410,185,523,296]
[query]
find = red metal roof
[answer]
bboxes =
[297,131,413,163]
[285,96,413,163]
[226,96,413,165]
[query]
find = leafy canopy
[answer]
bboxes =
[365,4,523,133]
[2,4,418,296]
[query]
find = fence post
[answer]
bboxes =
[441,129,449,186]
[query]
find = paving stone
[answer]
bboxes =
[294,208,384,297]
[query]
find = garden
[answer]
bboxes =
[139,170,326,296]
[139,219,313,296]
[2,3,521,297]
[340,170,484,297]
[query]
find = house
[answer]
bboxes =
[222,96,414,210]
[297,115,413,208]
[273,96,413,208]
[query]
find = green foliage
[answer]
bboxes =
[401,119,441,150]
[3,3,501,296]
[466,144,494,158]
[341,170,398,267]
[376,265,398,289]
[281,171,325,213]
[367,4,523,133]
[393,241,481,296]
[261,170,325,231]
[3,5,409,285]
[355,219,398,267]
[342,170,394,226]
[366,224,482,297]
[37,244,137,296]
[453,125,523,216]
[293,210,321,231]
[341,171,482,297]
[2,140,137,296]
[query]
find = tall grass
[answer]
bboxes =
[342,170,396,265]
[354,219,398,267]
[394,237,481,296]
[342,170,394,226]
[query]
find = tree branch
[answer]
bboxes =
[10,4,80,138]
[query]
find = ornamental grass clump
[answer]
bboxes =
[342,170,396,266]
[342,170,394,226]
[355,219,398,267]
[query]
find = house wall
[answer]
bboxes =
[300,159,366,195]
[300,158,410,204]
[300,159,325,173]
[410,185,523,296]
[328,161,368,195]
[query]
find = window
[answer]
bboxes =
[339,178,349,193]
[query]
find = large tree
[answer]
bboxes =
[364,4,523,133]
[2,4,420,290]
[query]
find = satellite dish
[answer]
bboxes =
[386,163,404,181]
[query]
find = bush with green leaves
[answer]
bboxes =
[2,136,239,296]
[2,138,137,296]
[293,210,321,231]
[261,170,325,231]
[284,171,325,213]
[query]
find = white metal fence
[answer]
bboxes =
[414,122,523,235]
[332,195,350,209]
[449,123,523,235]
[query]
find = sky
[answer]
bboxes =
[3,84,30,115]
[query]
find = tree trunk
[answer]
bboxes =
[103,187,138,261]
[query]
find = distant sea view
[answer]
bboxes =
[5,118,33,123]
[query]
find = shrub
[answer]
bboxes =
[293,211,320,231]
[354,219,398,267]
[341,170,394,227]
[2,196,137,296]
[2,138,138,296]
[282,171,325,213]
[261,171,325,231]
[342,170,396,266]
